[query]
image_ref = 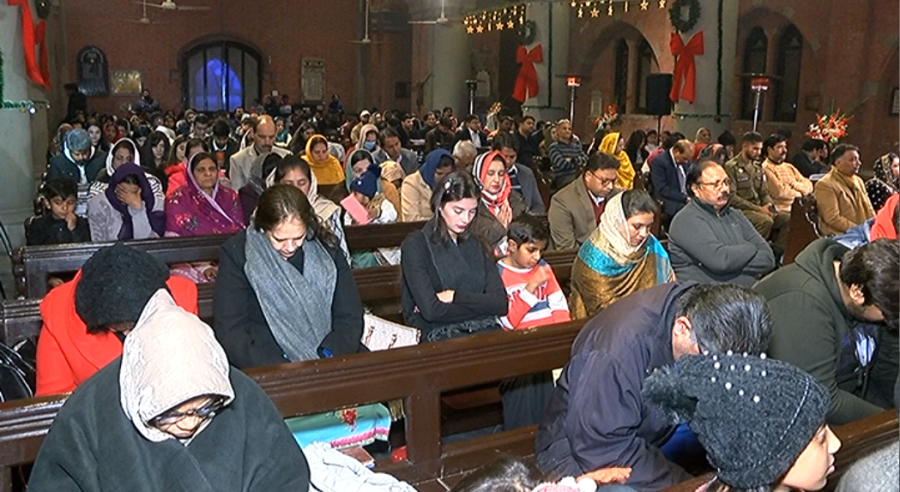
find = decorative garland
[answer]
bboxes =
[518,19,537,45]
[668,0,701,33]
[0,49,50,113]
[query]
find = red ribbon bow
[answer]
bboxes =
[512,44,543,103]
[669,31,704,104]
[8,0,51,90]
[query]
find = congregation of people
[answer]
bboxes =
[16,93,900,492]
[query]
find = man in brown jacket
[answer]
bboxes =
[815,144,876,236]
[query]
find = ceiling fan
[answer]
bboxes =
[408,0,453,25]
[350,0,385,44]
[141,0,210,11]
[131,0,168,24]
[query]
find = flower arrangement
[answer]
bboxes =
[593,104,619,131]
[806,107,851,144]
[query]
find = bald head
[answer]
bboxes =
[254,115,277,154]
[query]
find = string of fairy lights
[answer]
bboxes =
[462,1,668,34]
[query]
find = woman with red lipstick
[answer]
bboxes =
[643,352,841,492]
[400,170,508,342]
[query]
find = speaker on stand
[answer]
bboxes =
[646,73,673,137]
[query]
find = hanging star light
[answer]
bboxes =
[467,26,474,33]
[640,0,649,9]
[496,21,504,30]
[590,7,599,17]
[624,1,629,12]
[658,0,666,7]
[608,3,613,15]
[476,24,484,33]
[507,20,515,28]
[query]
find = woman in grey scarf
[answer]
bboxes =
[213,184,365,369]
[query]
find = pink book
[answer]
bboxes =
[341,195,371,225]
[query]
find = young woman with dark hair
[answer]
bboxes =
[213,184,363,369]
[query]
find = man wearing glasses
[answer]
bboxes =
[548,152,620,250]
[667,160,775,285]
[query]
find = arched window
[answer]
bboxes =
[773,25,803,122]
[614,40,629,112]
[635,39,655,113]
[181,41,262,111]
[740,27,768,120]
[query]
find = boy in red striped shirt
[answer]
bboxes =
[497,215,571,330]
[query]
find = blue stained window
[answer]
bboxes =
[182,41,261,112]
[193,59,242,111]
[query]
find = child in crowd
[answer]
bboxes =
[643,352,841,492]
[344,163,400,266]
[28,176,91,246]
[497,215,570,330]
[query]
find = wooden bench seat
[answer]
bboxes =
[12,221,428,299]
[0,249,578,347]
[0,319,587,491]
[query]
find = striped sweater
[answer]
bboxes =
[497,259,571,330]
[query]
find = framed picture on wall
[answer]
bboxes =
[111,70,143,95]
[891,87,899,116]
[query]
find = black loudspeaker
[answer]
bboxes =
[646,74,673,116]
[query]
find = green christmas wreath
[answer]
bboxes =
[669,0,701,33]
[518,19,537,45]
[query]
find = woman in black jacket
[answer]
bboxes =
[400,170,508,342]
[213,184,364,369]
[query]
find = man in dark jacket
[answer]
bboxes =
[754,238,899,425]
[667,160,775,285]
[535,282,772,491]
[648,134,693,224]
[791,138,830,178]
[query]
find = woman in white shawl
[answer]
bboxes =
[28,289,310,492]
[89,137,165,204]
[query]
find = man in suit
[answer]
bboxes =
[492,132,545,213]
[649,134,694,227]
[374,127,420,175]
[454,114,488,149]
[228,115,290,190]
[791,138,830,178]
[815,144,876,236]
[548,152,619,250]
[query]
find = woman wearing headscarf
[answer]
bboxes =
[302,134,345,186]
[865,152,899,212]
[214,185,364,369]
[29,289,310,492]
[569,189,674,318]
[470,150,527,254]
[87,163,166,241]
[599,132,635,190]
[165,152,245,236]
[401,148,456,222]
[273,156,350,263]
[89,137,165,203]
[47,123,73,163]
[380,160,405,217]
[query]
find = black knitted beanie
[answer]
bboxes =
[642,352,830,488]
[75,243,169,331]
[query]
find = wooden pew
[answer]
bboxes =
[783,195,820,265]
[662,409,899,492]
[12,221,427,299]
[0,249,579,348]
[0,319,587,492]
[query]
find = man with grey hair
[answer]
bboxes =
[228,115,290,190]
[47,129,107,217]
[452,140,477,173]
[536,282,773,490]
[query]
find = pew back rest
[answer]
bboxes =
[0,321,586,489]
[13,222,428,299]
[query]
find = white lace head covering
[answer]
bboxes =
[119,289,234,443]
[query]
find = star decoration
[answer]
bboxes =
[624,1,629,12]
[507,20,515,29]
[640,0,648,9]
[578,7,583,17]
[476,25,484,33]
[496,22,504,30]
[590,7,599,17]
[658,0,666,7]
[466,26,474,34]
[608,4,613,15]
